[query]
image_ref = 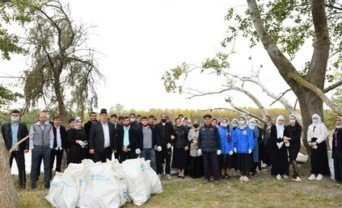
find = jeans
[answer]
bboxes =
[31,146,51,188]
[141,148,157,172]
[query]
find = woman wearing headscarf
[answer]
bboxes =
[231,119,239,130]
[332,116,342,182]
[232,116,254,182]
[307,114,330,180]
[173,117,189,178]
[218,118,234,179]
[263,115,273,167]
[283,114,302,182]
[188,120,203,178]
[270,115,289,180]
[248,118,260,175]
[67,117,88,164]
[230,118,239,174]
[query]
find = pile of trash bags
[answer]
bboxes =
[46,158,163,208]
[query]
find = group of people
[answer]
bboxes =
[1,108,342,189]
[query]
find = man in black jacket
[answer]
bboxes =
[88,109,116,162]
[50,115,67,173]
[155,113,175,179]
[84,112,97,160]
[1,109,29,188]
[117,116,139,162]
[111,114,123,160]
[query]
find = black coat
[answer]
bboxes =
[84,120,95,140]
[174,125,189,148]
[88,121,116,153]
[155,122,175,147]
[117,126,139,151]
[332,128,342,158]
[137,125,160,149]
[1,122,29,151]
[52,125,68,149]
[284,124,302,161]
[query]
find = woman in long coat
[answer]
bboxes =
[332,116,342,182]
[188,120,203,178]
[172,117,189,178]
[67,118,88,164]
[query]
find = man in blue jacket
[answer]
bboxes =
[198,114,221,182]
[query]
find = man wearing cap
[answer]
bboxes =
[198,114,221,182]
[88,108,117,162]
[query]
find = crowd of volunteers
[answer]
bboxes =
[1,108,342,189]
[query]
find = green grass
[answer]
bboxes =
[17,170,342,208]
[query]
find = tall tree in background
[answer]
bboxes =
[23,0,103,120]
[163,0,341,153]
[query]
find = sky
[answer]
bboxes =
[0,0,316,112]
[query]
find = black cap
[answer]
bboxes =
[203,114,212,119]
[100,108,107,115]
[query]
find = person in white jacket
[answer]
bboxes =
[307,114,330,181]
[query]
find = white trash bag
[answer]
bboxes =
[45,172,63,207]
[79,162,120,208]
[110,159,130,206]
[145,160,163,195]
[122,158,152,206]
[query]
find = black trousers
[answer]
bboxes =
[333,150,342,181]
[119,150,136,163]
[50,149,63,172]
[238,153,251,176]
[93,147,112,163]
[156,148,171,174]
[203,151,220,180]
[10,150,26,188]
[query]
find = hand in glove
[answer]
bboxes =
[197,149,202,156]
[276,142,284,149]
[248,149,252,154]
[135,148,141,155]
[217,150,221,155]
[285,142,290,147]
[229,151,233,156]
[157,146,162,152]
[167,143,172,149]
[233,148,237,153]
[77,140,86,148]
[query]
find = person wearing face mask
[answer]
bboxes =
[307,114,330,181]
[231,119,238,130]
[1,110,29,189]
[263,115,273,167]
[29,111,54,189]
[129,113,141,130]
[270,115,289,180]
[188,120,203,178]
[229,118,239,174]
[155,113,176,180]
[172,117,190,178]
[283,115,302,182]
[67,117,88,164]
[232,116,254,182]
[198,114,221,182]
[248,118,260,175]
[137,116,160,172]
[218,118,234,179]
[332,116,342,182]
[116,116,139,162]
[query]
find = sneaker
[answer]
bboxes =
[316,174,323,181]
[308,174,316,181]
[276,174,281,180]
[243,176,250,182]
[166,174,172,180]
[292,176,302,182]
[283,175,289,179]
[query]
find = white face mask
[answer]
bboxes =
[11,116,20,123]
[220,123,228,127]
[232,123,238,127]
[312,118,319,124]
[289,119,296,125]
[130,118,136,122]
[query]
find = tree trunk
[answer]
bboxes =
[0,135,19,208]
[54,74,68,122]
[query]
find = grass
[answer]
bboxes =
[17,168,342,208]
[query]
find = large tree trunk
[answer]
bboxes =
[54,74,68,121]
[0,135,19,208]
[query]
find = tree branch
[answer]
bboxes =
[323,80,342,93]
[225,98,266,124]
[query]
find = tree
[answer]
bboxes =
[22,0,103,120]
[163,0,342,154]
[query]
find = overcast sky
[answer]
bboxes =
[0,0,317,112]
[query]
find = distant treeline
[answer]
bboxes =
[0,108,338,130]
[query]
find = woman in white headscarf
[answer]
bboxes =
[307,114,330,181]
[270,115,289,180]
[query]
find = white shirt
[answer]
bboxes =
[55,126,62,150]
[102,122,110,148]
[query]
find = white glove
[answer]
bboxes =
[135,148,141,155]
[233,148,237,153]
[167,143,172,149]
[276,142,284,149]
[248,149,252,154]
[313,145,318,149]
[285,142,290,147]
[78,140,86,148]
[217,150,221,155]
[229,151,233,156]
[157,146,162,152]
[197,149,202,156]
